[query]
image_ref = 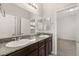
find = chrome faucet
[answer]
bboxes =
[12,33,24,41]
[17,33,24,40]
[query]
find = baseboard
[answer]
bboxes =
[58,38,75,41]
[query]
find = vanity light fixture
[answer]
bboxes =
[27,3,38,9]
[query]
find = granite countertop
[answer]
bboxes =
[0,34,51,56]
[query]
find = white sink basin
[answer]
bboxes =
[39,35,49,37]
[6,39,33,48]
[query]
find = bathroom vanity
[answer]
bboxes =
[4,34,52,56]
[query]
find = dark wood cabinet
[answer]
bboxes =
[7,35,52,56]
[39,45,45,56]
[27,50,38,56]
[45,41,49,56]
[45,37,52,56]
[48,37,52,54]
[7,43,38,56]
[38,40,45,56]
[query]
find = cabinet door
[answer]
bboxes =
[45,42,49,56]
[0,14,15,38]
[48,37,52,54]
[27,50,38,56]
[21,18,30,35]
[7,47,28,56]
[39,45,45,56]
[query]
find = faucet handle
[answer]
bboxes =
[12,34,16,37]
[12,34,17,41]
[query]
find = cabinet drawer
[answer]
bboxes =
[7,42,38,56]
[27,43,38,52]
[38,40,45,47]
[7,47,29,56]
[39,45,45,56]
[45,38,49,43]
[45,37,52,43]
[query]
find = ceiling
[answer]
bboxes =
[42,3,76,11]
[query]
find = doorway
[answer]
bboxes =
[57,5,77,56]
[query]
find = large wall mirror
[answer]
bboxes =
[0,3,51,39]
[21,17,30,35]
[0,3,32,39]
[0,14,32,39]
[0,13,16,39]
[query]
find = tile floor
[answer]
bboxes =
[57,39,76,56]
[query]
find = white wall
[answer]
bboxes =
[36,3,43,17]
[42,4,57,55]
[76,4,79,42]
[76,4,79,55]
[57,13,76,40]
